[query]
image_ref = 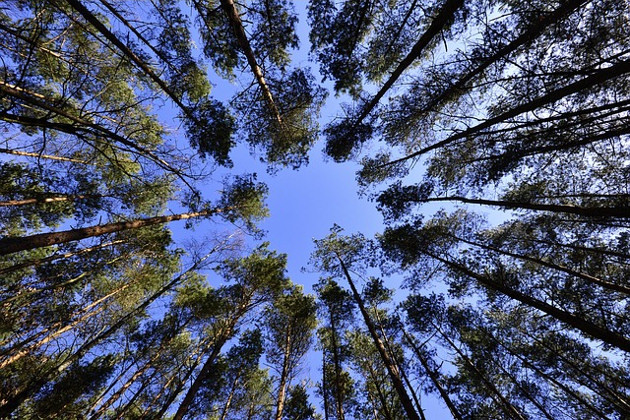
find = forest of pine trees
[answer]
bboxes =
[0,0,628,418]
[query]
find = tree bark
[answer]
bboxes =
[412,0,587,118]
[335,253,421,420]
[435,325,527,420]
[446,232,630,295]
[384,58,630,167]
[428,251,630,352]
[0,208,223,256]
[274,324,293,420]
[419,195,630,219]
[401,328,464,420]
[0,252,215,416]
[354,0,464,126]
[0,239,125,276]
[218,0,283,125]
[0,147,89,164]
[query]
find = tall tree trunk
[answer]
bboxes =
[172,307,247,420]
[0,282,129,369]
[401,328,464,420]
[0,84,189,184]
[419,196,630,219]
[384,58,630,167]
[321,350,330,420]
[329,312,345,420]
[220,374,240,420]
[478,326,611,419]
[335,253,421,420]
[0,208,224,256]
[435,325,527,420]
[0,239,125,276]
[516,325,630,413]
[0,251,214,416]
[427,251,630,352]
[274,324,293,420]
[363,361,394,420]
[445,232,630,295]
[354,0,464,126]
[374,310,425,420]
[413,0,587,118]
[0,147,89,164]
[64,0,194,120]
[218,0,283,125]
[0,194,102,207]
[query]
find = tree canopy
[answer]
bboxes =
[1,0,629,419]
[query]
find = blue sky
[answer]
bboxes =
[168,2,457,417]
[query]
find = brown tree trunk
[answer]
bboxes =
[274,324,293,420]
[428,251,630,352]
[218,0,283,125]
[0,208,223,256]
[0,239,125,276]
[220,375,240,420]
[420,196,630,219]
[480,327,612,419]
[446,232,630,295]
[384,58,630,167]
[336,253,420,420]
[435,325,527,420]
[354,0,464,126]
[414,0,587,118]
[172,306,247,420]
[0,147,89,164]
[0,282,128,369]
[401,328,464,420]
[0,194,102,207]
[329,311,345,420]
[0,252,214,416]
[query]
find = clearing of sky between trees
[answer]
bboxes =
[0,0,629,419]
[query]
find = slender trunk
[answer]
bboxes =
[0,208,223,256]
[435,325,527,420]
[321,350,330,420]
[335,253,420,420]
[64,0,193,120]
[89,329,181,420]
[172,308,246,420]
[0,252,214,416]
[0,282,128,369]
[0,84,188,184]
[526,237,630,262]
[218,0,283,125]
[0,147,89,164]
[86,359,137,417]
[401,328,464,420]
[274,324,293,420]
[2,255,126,306]
[329,312,345,420]
[0,239,125,276]
[480,327,612,419]
[427,251,630,352]
[114,370,159,420]
[420,195,630,219]
[489,352,556,420]
[413,0,587,118]
[374,311,425,420]
[354,0,464,126]
[141,344,208,420]
[384,58,630,167]
[517,326,630,413]
[363,361,394,420]
[447,232,630,295]
[220,375,240,420]
[0,194,102,207]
